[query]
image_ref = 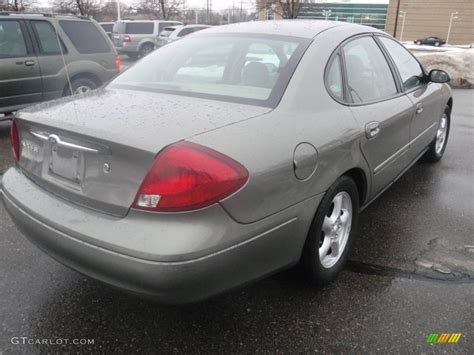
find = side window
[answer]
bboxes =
[379,37,424,91]
[0,20,28,58]
[126,22,154,34]
[326,54,344,100]
[343,36,397,103]
[31,21,63,55]
[59,21,110,54]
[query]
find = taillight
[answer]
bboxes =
[115,54,121,73]
[123,35,131,43]
[10,119,20,161]
[133,141,248,212]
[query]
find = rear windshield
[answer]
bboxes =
[110,34,310,108]
[100,23,113,32]
[114,22,154,34]
[160,28,176,37]
[59,21,110,54]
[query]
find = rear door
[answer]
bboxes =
[0,19,42,111]
[341,35,413,197]
[377,36,442,160]
[27,20,68,101]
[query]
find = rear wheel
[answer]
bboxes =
[303,176,359,286]
[423,105,450,162]
[64,77,98,96]
[139,43,155,58]
[434,41,440,47]
[416,41,422,45]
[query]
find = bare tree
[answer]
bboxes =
[136,0,183,20]
[3,0,29,11]
[274,0,315,19]
[55,0,99,16]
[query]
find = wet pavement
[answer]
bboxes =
[0,90,472,353]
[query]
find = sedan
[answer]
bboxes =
[1,21,452,304]
[414,36,446,46]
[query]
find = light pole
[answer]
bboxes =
[116,0,121,21]
[446,11,459,45]
[399,11,406,42]
[322,9,332,20]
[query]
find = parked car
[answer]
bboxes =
[112,20,182,59]
[157,24,211,47]
[2,21,452,304]
[0,13,120,115]
[99,21,115,39]
[414,36,446,46]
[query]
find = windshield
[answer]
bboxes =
[110,34,309,107]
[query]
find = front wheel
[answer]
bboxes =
[423,106,450,162]
[303,176,359,286]
[434,42,440,47]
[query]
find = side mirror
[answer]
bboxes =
[429,69,450,83]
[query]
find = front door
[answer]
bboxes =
[377,36,443,160]
[342,35,412,197]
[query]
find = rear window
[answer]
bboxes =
[160,28,176,37]
[59,20,110,54]
[126,22,154,34]
[177,28,195,37]
[100,23,113,32]
[111,34,310,108]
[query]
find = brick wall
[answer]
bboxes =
[385,0,474,45]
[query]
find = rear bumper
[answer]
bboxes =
[1,168,321,303]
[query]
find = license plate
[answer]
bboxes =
[49,145,83,184]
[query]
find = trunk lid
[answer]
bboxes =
[16,88,270,217]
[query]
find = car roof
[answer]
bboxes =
[199,20,379,39]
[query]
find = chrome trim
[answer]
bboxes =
[374,122,437,174]
[30,131,99,154]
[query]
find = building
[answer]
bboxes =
[257,1,389,30]
[385,0,474,45]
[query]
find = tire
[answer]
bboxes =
[423,105,450,162]
[139,43,155,58]
[303,176,359,286]
[416,41,422,45]
[434,42,440,47]
[64,77,98,96]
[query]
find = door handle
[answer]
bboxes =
[24,60,36,66]
[365,122,380,139]
[416,103,424,115]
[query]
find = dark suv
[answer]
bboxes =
[0,13,120,115]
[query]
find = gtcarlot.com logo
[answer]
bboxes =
[11,337,94,346]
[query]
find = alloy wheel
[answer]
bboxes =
[319,192,352,268]
[435,114,448,154]
[74,86,92,95]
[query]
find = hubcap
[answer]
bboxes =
[319,192,352,268]
[435,114,448,154]
[74,86,91,95]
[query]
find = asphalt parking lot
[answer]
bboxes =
[0,90,472,353]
